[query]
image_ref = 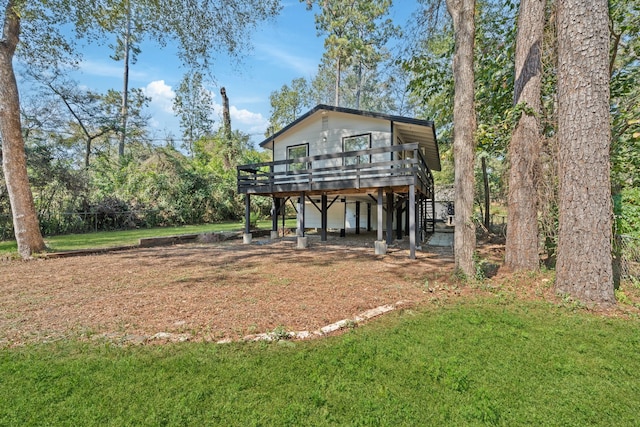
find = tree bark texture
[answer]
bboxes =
[504,0,545,271]
[447,0,477,276]
[555,0,614,304]
[1,2,46,258]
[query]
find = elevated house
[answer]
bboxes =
[237,104,441,259]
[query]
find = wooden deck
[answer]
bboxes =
[237,143,434,198]
[237,143,436,259]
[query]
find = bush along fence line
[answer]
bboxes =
[617,234,640,283]
[0,208,203,240]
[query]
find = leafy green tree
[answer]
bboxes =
[173,71,215,156]
[267,77,311,135]
[609,0,640,190]
[0,0,280,257]
[304,0,398,107]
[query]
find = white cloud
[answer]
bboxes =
[142,80,268,142]
[78,59,148,81]
[143,80,176,114]
[255,42,318,76]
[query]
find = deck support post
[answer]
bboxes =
[271,197,280,239]
[243,193,252,244]
[377,189,384,241]
[367,203,372,231]
[409,184,416,259]
[297,192,308,248]
[405,197,410,237]
[386,191,394,245]
[375,188,386,255]
[396,198,403,240]
[321,194,328,241]
[297,192,305,237]
[355,201,361,235]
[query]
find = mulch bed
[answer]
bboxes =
[1,234,456,347]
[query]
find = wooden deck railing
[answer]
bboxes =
[237,143,434,197]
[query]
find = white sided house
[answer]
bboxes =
[237,104,441,258]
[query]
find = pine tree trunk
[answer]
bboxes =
[555,0,614,304]
[0,2,46,258]
[504,0,544,271]
[447,0,477,276]
[335,56,341,107]
[119,0,132,160]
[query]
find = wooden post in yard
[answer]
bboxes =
[321,194,328,241]
[386,191,394,245]
[409,184,416,259]
[243,193,252,244]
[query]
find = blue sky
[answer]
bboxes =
[57,1,419,145]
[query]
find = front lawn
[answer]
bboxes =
[0,219,297,254]
[2,299,639,426]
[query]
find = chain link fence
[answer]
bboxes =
[618,234,640,282]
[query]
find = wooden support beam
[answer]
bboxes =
[321,194,328,241]
[297,192,305,237]
[306,195,322,213]
[367,203,372,231]
[377,188,383,241]
[409,184,416,259]
[271,197,280,232]
[396,198,403,240]
[355,201,361,235]
[405,195,410,236]
[386,191,394,245]
[244,194,251,234]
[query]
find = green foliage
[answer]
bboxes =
[2,301,640,425]
[172,71,215,154]
[614,187,640,238]
[267,77,312,136]
[304,0,400,108]
[610,0,640,190]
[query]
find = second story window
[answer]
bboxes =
[287,144,309,171]
[343,134,371,166]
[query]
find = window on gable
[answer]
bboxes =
[287,144,309,171]
[343,134,371,166]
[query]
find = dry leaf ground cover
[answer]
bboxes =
[1,234,458,347]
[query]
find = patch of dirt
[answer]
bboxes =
[1,234,459,346]
[2,233,637,347]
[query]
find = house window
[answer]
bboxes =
[343,134,371,166]
[287,144,309,171]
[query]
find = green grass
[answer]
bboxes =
[2,299,639,426]
[0,219,297,254]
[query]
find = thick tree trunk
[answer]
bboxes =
[0,2,46,258]
[555,0,614,304]
[504,0,544,271]
[447,0,477,277]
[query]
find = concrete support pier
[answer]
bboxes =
[297,236,308,249]
[375,240,387,255]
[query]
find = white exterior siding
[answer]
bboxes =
[302,200,392,231]
[272,111,393,172]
